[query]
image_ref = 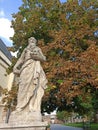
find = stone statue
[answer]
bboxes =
[11,37,47,122]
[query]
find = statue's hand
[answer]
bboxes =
[42,56,46,61]
[31,47,46,62]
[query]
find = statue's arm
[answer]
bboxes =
[38,48,46,61]
[31,47,46,62]
[13,49,26,74]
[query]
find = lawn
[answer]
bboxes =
[90,123,98,130]
[65,122,98,130]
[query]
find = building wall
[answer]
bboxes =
[0,50,14,90]
[0,50,14,123]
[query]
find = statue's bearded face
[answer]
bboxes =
[28,37,37,45]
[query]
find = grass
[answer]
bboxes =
[65,122,98,130]
[65,122,83,128]
[90,123,98,130]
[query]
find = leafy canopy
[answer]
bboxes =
[9,0,98,113]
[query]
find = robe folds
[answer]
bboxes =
[16,59,47,112]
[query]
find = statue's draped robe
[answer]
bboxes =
[14,47,47,112]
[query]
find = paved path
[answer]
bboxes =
[50,124,83,130]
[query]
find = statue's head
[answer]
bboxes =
[28,37,37,46]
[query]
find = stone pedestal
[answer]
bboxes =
[0,122,47,130]
[9,111,42,123]
[0,110,48,130]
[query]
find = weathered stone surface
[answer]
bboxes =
[0,105,5,123]
[0,122,48,130]
[9,111,42,123]
[0,37,48,130]
[13,37,47,114]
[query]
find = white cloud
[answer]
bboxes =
[0,18,14,43]
[11,51,17,57]
[0,10,5,17]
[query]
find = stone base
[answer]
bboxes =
[0,109,48,130]
[0,122,48,130]
[9,111,42,123]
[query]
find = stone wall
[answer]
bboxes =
[0,49,14,123]
[0,51,14,90]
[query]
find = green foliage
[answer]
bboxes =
[2,84,18,111]
[9,0,98,113]
[92,90,98,112]
[11,0,62,51]
[57,80,63,84]
[57,111,69,121]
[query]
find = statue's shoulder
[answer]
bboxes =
[34,46,40,50]
[32,46,41,52]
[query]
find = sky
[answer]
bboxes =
[0,0,66,47]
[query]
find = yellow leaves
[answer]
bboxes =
[95,78,98,81]
[52,85,57,89]
[45,85,57,93]
[10,0,98,106]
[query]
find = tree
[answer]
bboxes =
[92,89,98,122]
[9,0,98,113]
[2,84,18,111]
[57,110,70,122]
